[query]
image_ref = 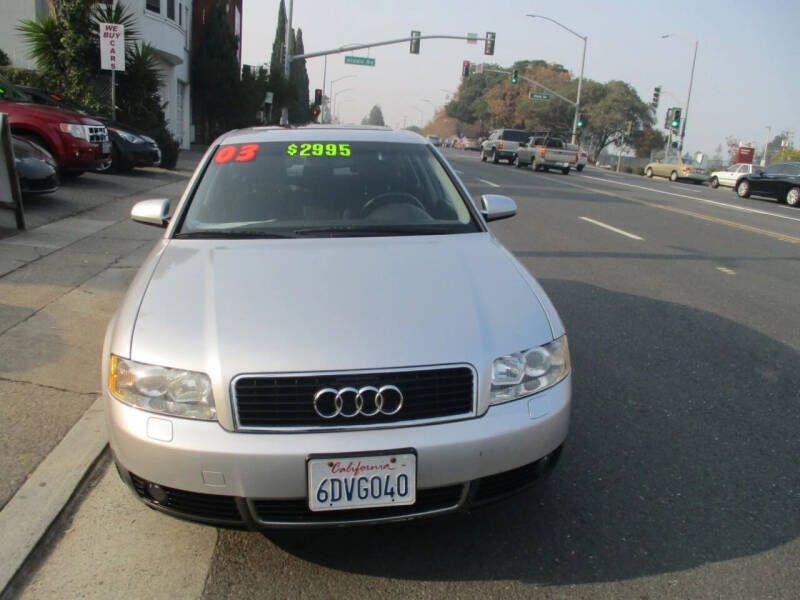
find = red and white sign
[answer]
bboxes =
[736,146,755,164]
[99,23,125,71]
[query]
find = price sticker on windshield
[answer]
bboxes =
[286,143,351,157]
[214,144,259,164]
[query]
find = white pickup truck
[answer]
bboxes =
[514,135,578,175]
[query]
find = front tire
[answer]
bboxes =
[669,170,678,182]
[736,180,751,198]
[576,165,584,172]
[645,167,653,178]
[786,186,800,207]
[561,167,570,175]
[710,176,719,189]
[491,149,499,164]
[480,150,487,162]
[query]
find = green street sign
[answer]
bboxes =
[345,55,376,67]
[529,92,550,101]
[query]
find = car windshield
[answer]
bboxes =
[177,140,480,238]
[0,75,33,103]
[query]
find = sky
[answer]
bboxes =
[241,0,799,156]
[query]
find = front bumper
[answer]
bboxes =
[107,375,570,527]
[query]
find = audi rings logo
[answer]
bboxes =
[313,385,404,419]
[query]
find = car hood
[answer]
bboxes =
[0,100,104,126]
[130,233,555,375]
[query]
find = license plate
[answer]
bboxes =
[308,452,416,512]
[102,142,111,154]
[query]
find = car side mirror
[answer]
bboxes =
[480,194,517,222]
[131,198,170,227]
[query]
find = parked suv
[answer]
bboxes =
[481,129,531,164]
[0,75,110,174]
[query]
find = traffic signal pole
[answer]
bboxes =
[679,40,698,153]
[292,34,491,61]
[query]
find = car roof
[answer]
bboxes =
[217,125,427,146]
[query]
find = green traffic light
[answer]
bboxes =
[511,69,518,84]
[671,120,679,128]
[577,121,584,128]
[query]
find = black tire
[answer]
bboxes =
[786,186,800,207]
[736,180,751,198]
[710,176,719,189]
[669,170,678,182]
[576,165,584,172]
[561,167,570,175]
[491,149,499,164]
[480,150,487,162]
[542,166,550,173]
[514,155,523,168]
[645,167,653,178]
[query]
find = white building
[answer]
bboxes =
[0,0,192,150]
[123,0,192,149]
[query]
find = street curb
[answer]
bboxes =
[0,396,107,593]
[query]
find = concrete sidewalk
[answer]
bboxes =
[0,156,203,595]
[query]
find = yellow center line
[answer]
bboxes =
[549,178,800,245]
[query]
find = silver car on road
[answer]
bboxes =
[103,126,571,528]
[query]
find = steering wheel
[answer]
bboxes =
[361,192,425,217]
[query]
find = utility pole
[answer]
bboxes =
[761,125,772,167]
[280,0,293,126]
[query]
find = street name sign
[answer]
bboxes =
[99,23,125,71]
[529,92,550,101]
[345,56,376,67]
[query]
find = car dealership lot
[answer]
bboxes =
[2,148,799,599]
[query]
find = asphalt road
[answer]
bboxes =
[9,151,800,599]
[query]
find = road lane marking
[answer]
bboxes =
[582,175,800,224]
[579,217,644,240]
[716,267,736,275]
[551,178,800,245]
[477,178,501,188]
[453,169,464,175]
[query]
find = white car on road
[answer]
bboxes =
[709,163,762,189]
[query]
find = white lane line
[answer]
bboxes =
[716,267,736,275]
[453,169,464,175]
[582,175,800,224]
[601,173,624,179]
[477,178,501,188]
[579,216,644,240]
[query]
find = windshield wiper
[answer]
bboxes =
[174,230,293,239]
[293,226,450,237]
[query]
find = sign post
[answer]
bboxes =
[99,22,125,120]
[0,114,26,230]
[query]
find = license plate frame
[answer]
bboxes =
[307,449,417,512]
[101,141,111,154]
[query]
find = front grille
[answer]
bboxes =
[234,366,475,428]
[129,473,243,523]
[87,125,108,144]
[253,484,464,523]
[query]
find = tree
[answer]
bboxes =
[630,126,667,158]
[362,105,385,126]
[0,48,10,67]
[289,28,310,124]
[191,0,241,140]
[770,146,800,163]
[237,64,270,126]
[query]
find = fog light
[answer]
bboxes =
[146,482,168,504]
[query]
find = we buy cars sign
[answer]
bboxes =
[99,23,125,71]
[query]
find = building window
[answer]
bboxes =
[146,0,160,13]
[178,2,182,26]
[167,0,175,20]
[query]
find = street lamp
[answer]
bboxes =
[327,75,356,123]
[410,106,424,128]
[526,14,587,145]
[336,98,354,124]
[332,88,354,119]
[662,34,698,153]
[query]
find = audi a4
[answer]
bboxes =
[103,126,571,528]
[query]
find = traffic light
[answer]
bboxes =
[462,60,471,78]
[671,108,681,130]
[577,114,585,128]
[314,88,322,106]
[484,31,496,56]
[652,86,661,108]
[410,30,420,54]
[664,108,674,130]
[311,106,320,120]
[510,69,518,84]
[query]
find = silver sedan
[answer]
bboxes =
[103,126,571,528]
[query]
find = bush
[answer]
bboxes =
[151,128,180,169]
[0,66,45,88]
[0,49,10,67]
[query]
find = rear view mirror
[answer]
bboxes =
[480,194,517,222]
[131,198,170,227]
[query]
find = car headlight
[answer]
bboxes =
[490,335,570,405]
[109,355,216,420]
[111,128,144,144]
[59,122,89,141]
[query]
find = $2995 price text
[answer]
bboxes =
[287,143,351,157]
